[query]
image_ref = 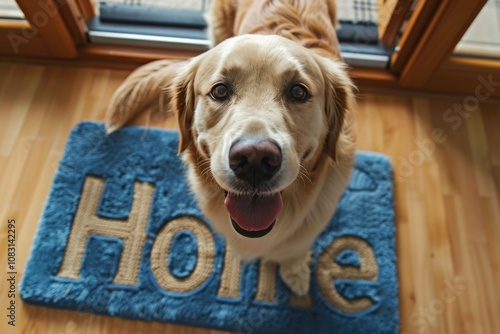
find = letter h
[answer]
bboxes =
[57,176,154,285]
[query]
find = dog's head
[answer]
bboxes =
[172,34,354,238]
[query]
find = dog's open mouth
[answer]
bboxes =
[224,191,283,238]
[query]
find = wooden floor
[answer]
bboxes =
[0,62,499,334]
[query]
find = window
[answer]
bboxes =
[0,0,24,19]
[455,0,500,59]
[88,0,390,68]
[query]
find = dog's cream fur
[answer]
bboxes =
[106,0,356,296]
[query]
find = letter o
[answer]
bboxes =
[151,217,215,293]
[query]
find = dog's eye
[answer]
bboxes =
[210,84,230,101]
[290,84,309,102]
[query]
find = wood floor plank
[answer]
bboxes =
[0,65,44,156]
[480,103,500,166]
[50,68,94,154]
[0,63,17,107]
[465,106,497,197]
[17,67,57,139]
[0,138,34,228]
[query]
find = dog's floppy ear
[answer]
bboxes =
[170,58,200,154]
[317,56,356,163]
[105,59,183,133]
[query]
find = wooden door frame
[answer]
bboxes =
[396,0,488,88]
[0,0,84,57]
[377,0,414,46]
[0,19,52,56]
[75,0,96,20]
[389,0,441,73]
[58,0,89,46]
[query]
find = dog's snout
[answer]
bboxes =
[229,138,282,184]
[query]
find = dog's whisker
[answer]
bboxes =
[196,155,210,165]
[297,173,306,187]
[299,165,313,185]
[200,166,212,178]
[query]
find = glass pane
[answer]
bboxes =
[91,0,387,68]
[0,0,24,19]
[455,0,500,58]
[337,0,378,24]
[99,0,379,23]
[101,0,211,11]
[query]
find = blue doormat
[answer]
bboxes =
[20,122,399,334]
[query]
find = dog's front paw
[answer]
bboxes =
[279,254,311,296]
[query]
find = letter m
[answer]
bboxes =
[57,176,154,285]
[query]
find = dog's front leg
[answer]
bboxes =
[279,251,312,296]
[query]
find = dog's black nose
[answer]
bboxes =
[229,137,282,184]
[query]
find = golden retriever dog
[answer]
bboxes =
[106,0,356,296]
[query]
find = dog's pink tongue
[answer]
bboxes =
[224,193,283,231]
